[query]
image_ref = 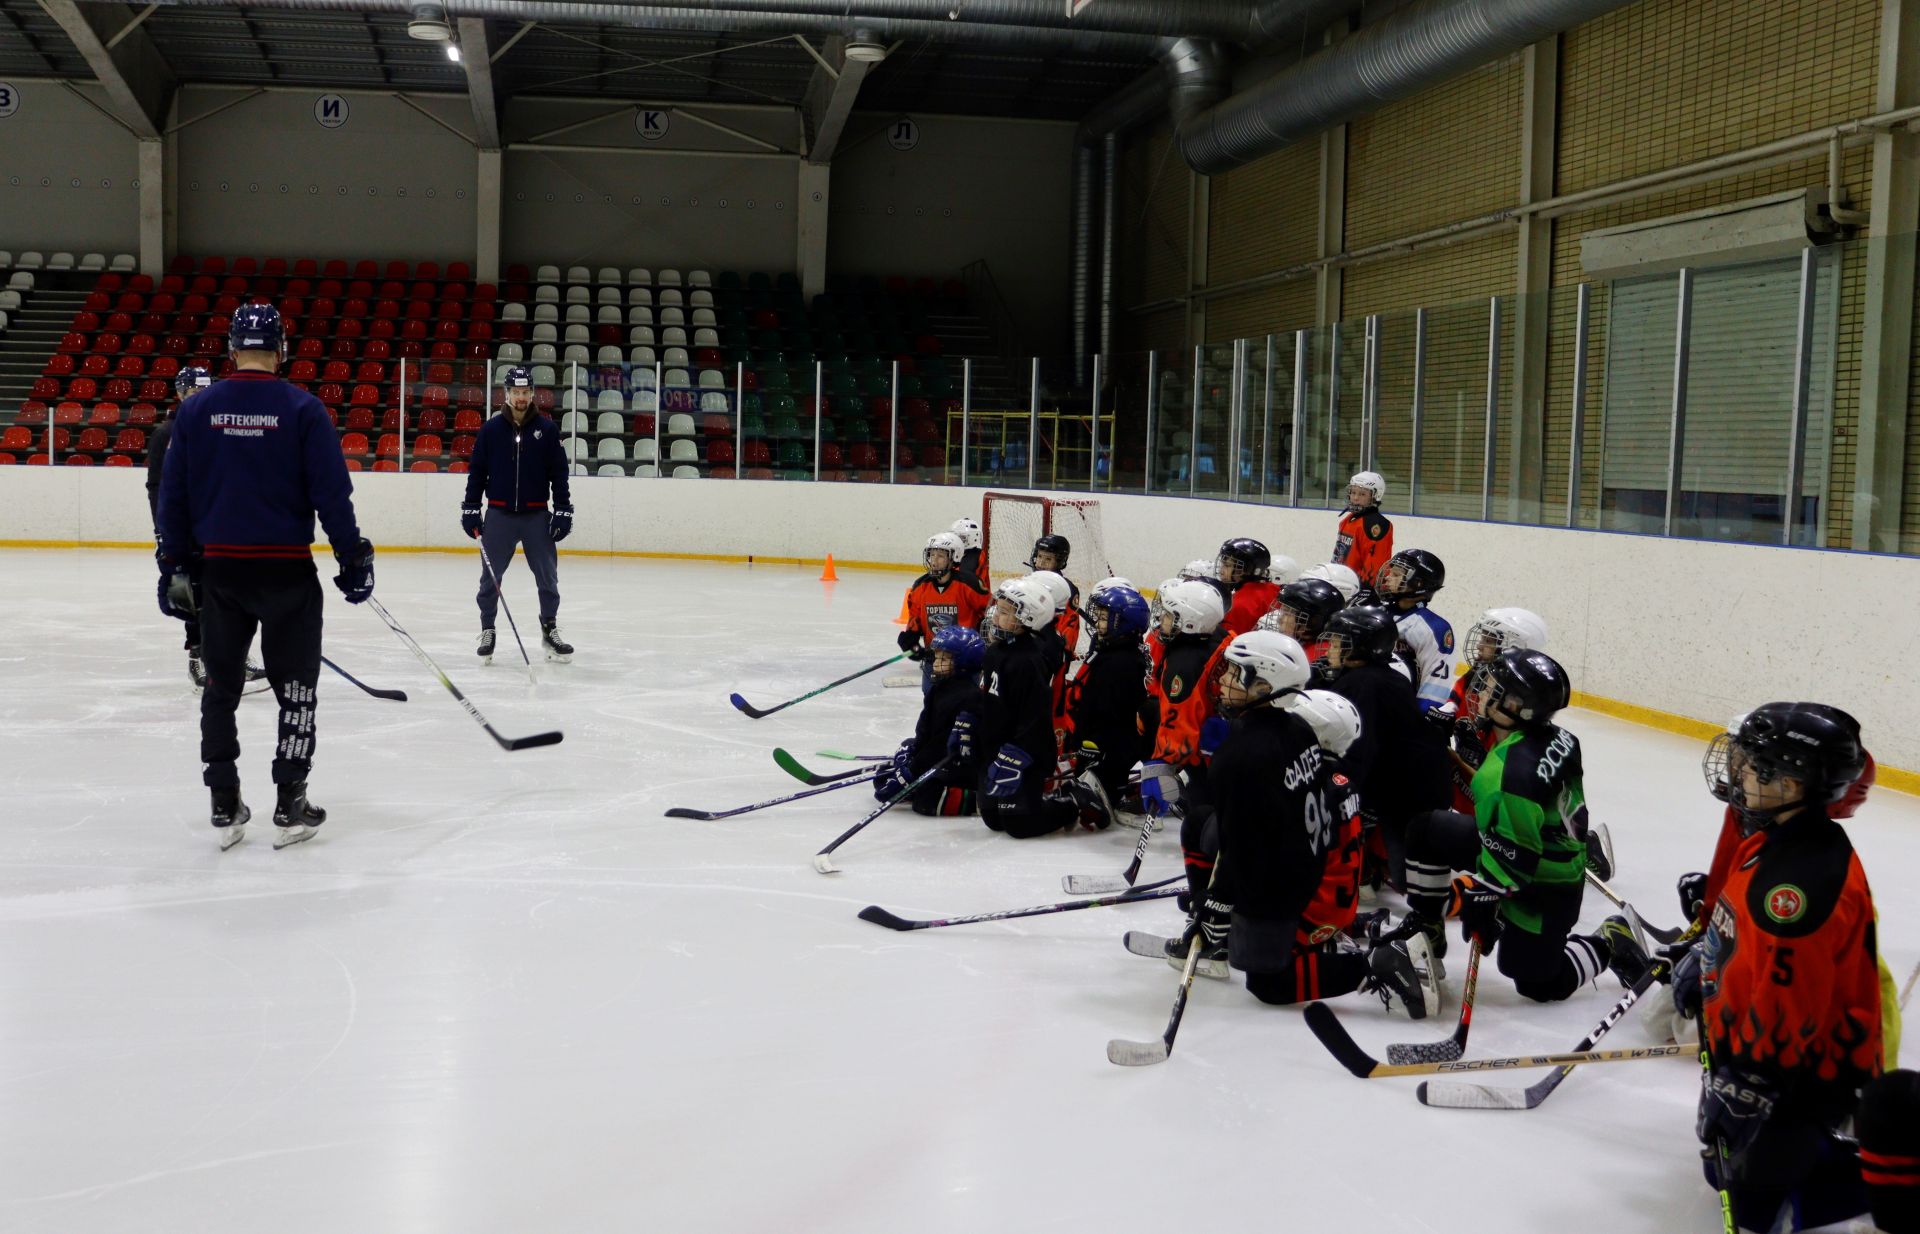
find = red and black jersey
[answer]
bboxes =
[1220,579,1281,640]
[1298,770,1364,944]
[1700,810,1884,1115]
[1147,630,1227,768]
[1333,507,1393,590]
[902,572,990,645]
[1444,672,1497,811]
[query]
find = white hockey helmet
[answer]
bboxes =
[1180,559,1216,582]
[924,530,964,573]
[1270,554,1301,585]
[1219,630,1313,707]
[1150,577,1183,623]
[1028,569,1072,614]
[1092,575,1135,595]
[1284,688,1363,757]
[1159,580,1226,636]
[994,577,1054,631]
[1300,562,1363,604]
[1465,607,1549,662]
[950,517,982,552]
[1348,471,1387,506]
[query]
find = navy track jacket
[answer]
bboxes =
[461,411,572,514]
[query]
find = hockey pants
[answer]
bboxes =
[199,559,323,790]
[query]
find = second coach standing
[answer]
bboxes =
[460,365,575,663]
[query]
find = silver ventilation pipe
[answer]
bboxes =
[1173,0,1643,175]
[1070,143,1096,388]
[1098,132,1118,370]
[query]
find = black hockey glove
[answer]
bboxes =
[1697,1065,1781,1181]
[155,554,195,620]
[1447,875,1506,952]
[1668,940,1705,1018]
[332,538,375,605]
[1676,872,1708,925]
[548,506,573,544]
[896,629,921,655]
[461,504,483,539]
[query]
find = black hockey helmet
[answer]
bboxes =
[1376,548,1445,601]
[1027,534,1070,570]
[1481,649,1571,728]
[1714,703,1866,828]
[1275,578,1344,639]
[1216,537,1272,582]
[1322,605,1399,665]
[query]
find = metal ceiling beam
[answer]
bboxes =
[36,0,174,137]
[0,7,59,74]
[799,34,868,164]
[455,16,500,146]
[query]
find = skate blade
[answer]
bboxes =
[218,825,246,851]
[273,825,317,850]
[1165,953,1230,981]
[543,650,572,663]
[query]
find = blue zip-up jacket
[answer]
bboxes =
[461,410,572,514]
[158,371,361,563]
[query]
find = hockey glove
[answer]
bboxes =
[873,762,907,801]
[549,506,573,544]
[1198,717,1231,759]
[984,744,1031,799]
[332,538,375,605]
[948,712,977,764]
[460,504,483,539]
[1446,875,1506,952]
[896,629,921,655]
[1138,760,1180,816]
[1668,940,1705,1018]
[1697,1065,1781,1180]
[156,557,196,620]
[1676,871,1708,925]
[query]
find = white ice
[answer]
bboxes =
[2,548,1915,1234]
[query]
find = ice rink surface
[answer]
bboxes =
[1,548,1914,1234]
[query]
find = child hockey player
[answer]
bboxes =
[1399,649,1627,998]
[1055,582,1151,827]
[950,517,983,583]
[1299,561,1363,606]
[875,625,985,817]
[898,531,990,693]
[1374,548,1454,713]
[1660,703,1889,1234]
[1332,470,1392,589]
[1317,605,1450,889]
[1141,580,1228,820]
[1216,537,1282,638]
[1258,576,1345,665]
[970,577,1078,839]
[1434,607,1548,810]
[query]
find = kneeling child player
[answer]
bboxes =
[972,578,1079,839]
[875,625,986,817]
[1055,582,1151,828]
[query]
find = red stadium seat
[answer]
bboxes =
[114,428,148,452]
[409,459,439,472]
[413,433,445,457]
[345,407,374,431]
[0,426,33,451]
[114,356,146,378]
[375,433,401,458]
[105,454,134,467]
[340,432,369,457]
[89,404,121,426]
[448,460,469,474]
[65,453,95,466]
[454,409,483,431]
[451,434,475,458]
[128,404,158,426]
[43,355,75,378]
[77,427,109,453]
[65,380,97,402]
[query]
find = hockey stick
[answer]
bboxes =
[1901,957,1920,1010]
[813,755,952,874]
[665,765,882,820]
[816,749,889,762]
[476,537,535,681]
[1385,941,1482,1066]
[1107,857,1223,1067]
[730,654,907,719]
[882,675,919,688]
[1414,958,1673,1109]
[857,877,1182,932]
[773,748,875,786]
[1299,1003,1688,1080]
[321,655,407,702]
[364,598,563,752]
[1584,869,1684,945]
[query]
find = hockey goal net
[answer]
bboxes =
[981,492,1115,597]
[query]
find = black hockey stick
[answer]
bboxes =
[858,877,1182,932]
[1107,857,1223,1067]
[773,748,873,786]
[365,598,563,752]
[1584,869,1685,945]
[813,755,952,874]
[1063,797,1166,894]
[1385,941,1482,1066]
[1299,1002,1688,1080]
[664,766,881,821]
[1414,957,1673,1108]
[476,537,535,679]
[321,655,407,702]
[729,654,906,719]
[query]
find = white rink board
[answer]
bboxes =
[6,466,1919,773]
[0,549,1916,1234]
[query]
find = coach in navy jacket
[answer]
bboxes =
[460,367,575,660]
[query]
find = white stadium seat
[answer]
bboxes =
[534,304,559,323]
[629,347,657,368]
[659,307,685,327]
[664,366,692,388]
[597,287,620,306]
[633,440,659,463]
[565,286,589,305]
[562,388,586,411]
[536,264,561,282]
[688,270,712,288]
[572,462,589,476]
[597,306,621,325]
[561,324,586,343]
[627,267,652,286]
[565,306,589,324]
[560,411,587,433]
[596,437,625,461]
[669,439,699,462]
[566,266,591,285]
[627,287,652,307]
[700,391,730,412]
[628,307,654,327]
[598,463,626,477]
[663,346,690,367]
[671,466,700,479]
[658,269,682,287]
[532,323,558,342]
[531,364,557,386]
[691,309,717,327]
[563,344,590,364]
[16,252,45,269]
[0,251,13,268]
[535,285,559,303]
[46,252,75,270]
[530,343,558,363]
[9,272,36,291]
[698,369,725,390]
[0,291,20,311]
[109,253,135,272]
[596,346,623,364]
[495,343,524,362]
[502,302,528,321]
[635,463,659,478]
[567,438,589,462]
[693,328,720,348]
[690,290,714,309]
[633,388,659,411]
[78,253,105,271]
[661,329,688,349]
[658,288,684,307]
[666,413,696,436]
[597,266,622,285]
[595,409,625,431]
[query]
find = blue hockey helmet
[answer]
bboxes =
[228,302,285,358]
[1089,582,1150,641]
[174,365,212,398]
[928,624,986,674]
[502,365,535,397]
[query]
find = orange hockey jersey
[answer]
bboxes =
[1333,508,1393,591]
[902,572,990,645]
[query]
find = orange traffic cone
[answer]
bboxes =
[894,593,911,625]
[819,554,839,582]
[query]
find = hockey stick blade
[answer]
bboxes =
[1386,942,1481,1066]
[730,654,907,720]
[1108,860,1219,1067]
[321,655,407,701]
[1303,1002,1387,1078]
[1064,874,1133,894]
[497,728,563,751]
[366,599,562,753]
[773,748,869,786]
[1106,1038,1172,1067]
[1416,1079,1540,1110]
[856,880,1181,933]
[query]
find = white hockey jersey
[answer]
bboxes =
[1393,605,1455,713]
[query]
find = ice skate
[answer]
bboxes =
[541,621,573,663]
[211,788,249,851]
[477,628,495,664]
[272,781,325,849]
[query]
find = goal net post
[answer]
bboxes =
[981,492,1115,598]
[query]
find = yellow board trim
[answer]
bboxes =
[4,539,1912,795]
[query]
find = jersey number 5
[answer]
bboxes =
[1770,946,1794,987]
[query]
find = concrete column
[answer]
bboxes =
[1509,35,1560,522]
[1854,0,1920,552]
[797,161,830,301]
[138,138,164,278]
[1316,124,1347,326]
[476,148,503,284]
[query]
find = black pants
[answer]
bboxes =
[1405,809,1601,1003]
[1705,1128,1868,1233]
[979,770,1073,838]
[478,509,560,626]
[199,559,323,790]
